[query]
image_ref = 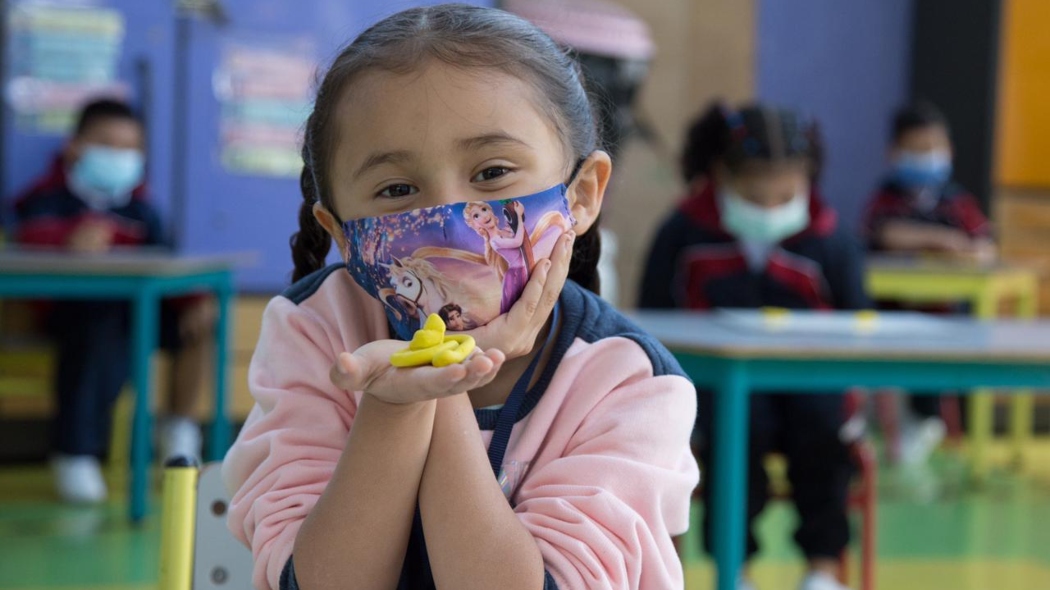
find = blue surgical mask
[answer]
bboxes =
[891,150,952,190]
[68,145,145,210]
[720,191,810,244]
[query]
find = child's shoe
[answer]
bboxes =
[51,454,107,504]
[161,416,202,463]
[798,571,852,590]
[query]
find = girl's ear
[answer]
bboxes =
[567,150,612,235]
[313,202,350,261]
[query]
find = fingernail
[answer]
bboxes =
[564,232,576,252]
[543,260,553,272]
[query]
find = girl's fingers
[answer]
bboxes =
[538,231,574,317]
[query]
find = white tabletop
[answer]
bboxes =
[630,309,1050,362]
[0,247,255,277]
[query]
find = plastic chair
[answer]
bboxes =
[159,460,253,590]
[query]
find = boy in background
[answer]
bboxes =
[864,102,994,260]
[13,99,214,504]
[862,102,994,464]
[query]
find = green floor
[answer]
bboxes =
[2,442,1050,590]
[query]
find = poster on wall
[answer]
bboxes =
[5,0,127,134]
[213,36,316,178]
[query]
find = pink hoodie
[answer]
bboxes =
[223,265,699,590]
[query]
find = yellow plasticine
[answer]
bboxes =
[390,314,476,368]
[432,335,476,367]
[390,339,458,367]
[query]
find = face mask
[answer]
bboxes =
[342,184,577,340]
[720,190,810,244]
[68,145,145,210]
[891,150,952,190]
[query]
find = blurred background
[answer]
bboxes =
[1,0,1049,589]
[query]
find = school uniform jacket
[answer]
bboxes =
[222,265,700,590]
[862,179,991,251]
[639,182,868,311]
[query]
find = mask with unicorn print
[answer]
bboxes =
[342,184,576,340]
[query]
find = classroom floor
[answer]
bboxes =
[1,441,1049,590]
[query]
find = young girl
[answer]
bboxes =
[222,5,698,590]
[640,104,868,590]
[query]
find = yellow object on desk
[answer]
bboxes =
[390,314,477,368]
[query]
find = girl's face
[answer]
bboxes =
[323,60,584,222]
[718,160,810,209]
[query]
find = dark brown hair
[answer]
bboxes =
[290,3,602,293]
[680,102,824,184]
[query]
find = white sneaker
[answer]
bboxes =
[51,454,107,504]
[161,417,202,464]
[900,417,946,466]
[798,572,852,590]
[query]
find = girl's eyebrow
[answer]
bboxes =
[457,132,531,152]
[353,149,413,180]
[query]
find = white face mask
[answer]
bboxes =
[720,191,810,244]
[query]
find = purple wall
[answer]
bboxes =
[757,0,913,230]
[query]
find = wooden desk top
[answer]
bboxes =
[630,309,1050,362]
[0,248,255,277]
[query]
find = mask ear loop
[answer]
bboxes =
[566,157,587,187]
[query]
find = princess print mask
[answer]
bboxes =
[342,184,576,340]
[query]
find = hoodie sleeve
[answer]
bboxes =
[639,213,688,310]
[512,348,699,590]
[221,297,356,590]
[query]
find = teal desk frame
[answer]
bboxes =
[677,353,1050,590]
[0,266,235,522]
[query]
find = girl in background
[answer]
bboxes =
[640,103,869,590]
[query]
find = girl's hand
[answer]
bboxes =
[330,340,506,405]
[466,231,575,359]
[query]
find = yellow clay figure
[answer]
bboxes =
[390,314,477,368]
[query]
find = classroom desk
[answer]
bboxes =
[631,310,1050,590]
[866,255,1042,476]
[0,249,244,521]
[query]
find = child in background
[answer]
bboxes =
[221,5,698,590]
[640,104,868,590]
[862,102,993,463]
[12,99,214,504]
[863,102,994,260]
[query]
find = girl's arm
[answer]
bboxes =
[223,298,504,590]
[418,394,547,590]
[513,344,699,589]
[296,345,503,590]
[294,395,436,590]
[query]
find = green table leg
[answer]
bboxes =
[711,360,750,590]
[130,288,159,522]
[208,282,233,461]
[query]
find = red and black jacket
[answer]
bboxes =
[862,179,990,251]
[12,154,161,248]
[638,182,869,312]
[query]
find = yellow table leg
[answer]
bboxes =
[1010,277,1039,468]
[159,462,198,590]
[969,287,998,482]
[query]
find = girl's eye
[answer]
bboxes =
[472,167,511,182]
[378,183,418,199]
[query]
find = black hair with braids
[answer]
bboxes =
[679,102,824,185]
[289,3,603,294]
